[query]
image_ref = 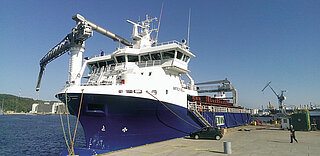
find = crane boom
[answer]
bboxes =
[261,81,271,92]
[72,14,133,46]
[262,81,279,98]
[36,19,93,91]
[195,78,230,85]
[261,81,287,114]
[36,14,134,91]
[36,35,72,91]
[268,85,279,98]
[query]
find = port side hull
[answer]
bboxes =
[57,93,201,154]
[57,93,251,155]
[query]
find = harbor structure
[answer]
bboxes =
[0,99,4,115]
[29,102,67,114]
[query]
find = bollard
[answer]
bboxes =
[223,141,232,154]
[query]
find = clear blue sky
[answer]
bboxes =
[1,0,319,109]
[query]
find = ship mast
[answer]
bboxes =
[126,14,158,49]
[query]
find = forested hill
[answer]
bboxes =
[0,94,55,113]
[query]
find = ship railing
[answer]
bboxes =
[184,84,197,91]
[154,40,190,50]
[201,111,215,126]
[86,67,102,85]
[136,60,165,68]
[188,101,251,113]
[187,101,198,111]
[83,63,125,86]
[187,101,214,127]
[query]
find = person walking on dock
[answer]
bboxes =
[289,125,298,143]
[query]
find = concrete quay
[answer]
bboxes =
[100,125,320,156]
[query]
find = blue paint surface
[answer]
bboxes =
[57,93,250,155]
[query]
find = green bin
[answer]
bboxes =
[291,110,311,131]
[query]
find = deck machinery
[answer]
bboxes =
[36,14,133,92]
[195,78,238,107]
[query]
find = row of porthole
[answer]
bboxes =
[141,72,152,76]
[118,89,164,95]
[118,90,141,94]
[117,90,170,95]
[118,89,144,94]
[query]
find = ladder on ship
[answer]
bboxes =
[188,101,213,127]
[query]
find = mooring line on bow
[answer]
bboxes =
[69,89,84,155]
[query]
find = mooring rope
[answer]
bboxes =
[65,91,73,151]
[69,89,84,155]
[146,91,200,129]
[64,90,74,155]
[59,101,70,152]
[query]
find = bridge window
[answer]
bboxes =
[127,55,139,62]
[176,51,183,59]
[151,53,161,60]
[116,55,125,63]
[183,55,190,62]
[107,60,115,65]
[88,63,98,73]
[98,62,106,67]
[141,54,150,61]
[162,51,175,59]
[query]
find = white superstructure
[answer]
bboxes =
[63,16,197,107]
[37,14,198,108]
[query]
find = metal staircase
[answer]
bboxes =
[188,101,213,127]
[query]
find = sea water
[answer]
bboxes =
[0,115,86,156]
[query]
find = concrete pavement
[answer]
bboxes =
[100,125,320,156]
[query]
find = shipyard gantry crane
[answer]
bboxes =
[36,14,133,91]
[195,78,238,106]
[262,81,287,114]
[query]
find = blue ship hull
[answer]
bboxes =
[57,93,250,155]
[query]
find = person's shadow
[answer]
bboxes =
[268,140,288,143]
[210,150,225,154]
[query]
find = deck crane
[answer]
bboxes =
[195,78,238,106]
[261,81,287,114]
[36,14,133,91]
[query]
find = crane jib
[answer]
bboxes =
[72,14,133,46]
[36,14,133,91]
[36,35,72,91]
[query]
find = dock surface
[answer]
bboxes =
[100,125,320,156]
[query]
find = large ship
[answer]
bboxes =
[36,14,251,155]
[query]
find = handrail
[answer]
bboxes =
[187,101,250,114]
[154,40,190,50]
[136,60,166,67]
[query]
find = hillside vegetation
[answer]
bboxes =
[0,94,56,112]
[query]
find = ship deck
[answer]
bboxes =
[101,124,320,156]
